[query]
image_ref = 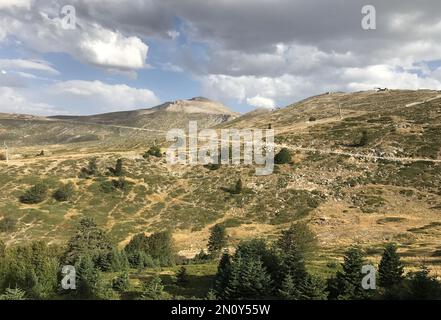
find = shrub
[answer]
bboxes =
[0,153,6,161]
[143,146,162,158]
[112,272,130,292]
[351,130,369,147]
[19,183,48,204]
[108,159,124,177]
[53,182,75,202]
[275,148,292,164]
[79,158,98,178]
[231,179,242,195]
[309,116,317,122]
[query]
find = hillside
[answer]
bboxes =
[49,97,238,129]
[1,90,441,275]
[0,97,238,147]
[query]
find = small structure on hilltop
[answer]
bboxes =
[375,87,389,92]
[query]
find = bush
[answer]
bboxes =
[351,130,369,147]
[143,146,162,158]
[100,178,130,193]
[19,183,48,204]
[0,217,16,233]
[0,153,6,161]
[275,148,292,164]
[53,182,75,202]
[108,159,124,177]
[79,158,98,178]
[309,116,317,122]
[112,272,130,292]
[231,179,243,195]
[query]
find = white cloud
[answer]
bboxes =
[246,95,276,109]
[0,59,59,75]
[0,87,61,115]
[49,80,160,113]
[78,25,148,70]
[0,0,32,10]
[0,3,150,72]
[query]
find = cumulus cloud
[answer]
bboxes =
[0,87,62,115]
[0,1,150,72]
[49,80,160,113]
[3,0,441,112]
[246,95,276,109]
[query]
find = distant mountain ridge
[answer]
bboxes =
[49,97,239,126]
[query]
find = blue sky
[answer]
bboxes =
[1,0,441,115]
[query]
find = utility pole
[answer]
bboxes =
[3,141,9,164]
[339,104,343,120]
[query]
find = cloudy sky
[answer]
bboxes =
[1,0,441,115]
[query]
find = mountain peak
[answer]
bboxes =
[159,97,238,115]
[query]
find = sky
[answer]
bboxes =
[1,0,441,115]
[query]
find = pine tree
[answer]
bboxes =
[278,274,298,300]
[176,266,189,286]
[277,222,318,258]
[141,276,165,300]
[274,148,292,164]
[232,179,242,194]
[330,247,368,300]
[114,159,124,176]
[214,252,232,299]
[224,254,272,300]
[402,266,441,300]
[379,243,404,289]
[75,254,103,299]
[299,275,327,300]
[207,224,227,258]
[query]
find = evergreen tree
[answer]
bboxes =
[115,159,124,176]
[274,148,292,164]
[277,222,318,258]
[299,275,328,300]
[214,252,232,299]
[207,224,227,258]
[328,247,369,300]
[224,254,272,300]
[401,266,441,300]
[379,243,404,289]
[278,274,297,300]
[63,217,114,268]
[1,241,59,299]
[141,276,165,300]
[80,158,98,178]
[176,266,189,287]
[75,254,104,299]
[232,179,242,194]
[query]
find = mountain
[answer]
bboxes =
[49,97,238,127]
[0,97,238,147]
